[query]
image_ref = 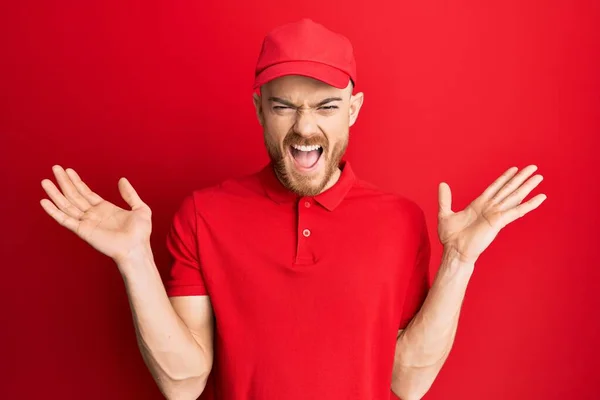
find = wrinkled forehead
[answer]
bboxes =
[261,75,350,103]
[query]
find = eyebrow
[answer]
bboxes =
[268,97,343,108]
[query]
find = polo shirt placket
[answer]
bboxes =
[295,196,315,265]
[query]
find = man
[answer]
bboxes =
[40,18,546,400]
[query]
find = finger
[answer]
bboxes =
[497,174,544,211]
[438,182,453,217]
[480,167,519,202]
[41,179,84,219]
[52,165,92,212]
[40,198,81,233]
[118,177,145,210]
[501,193,547,226]
[491,165,538,204]
[65,168,104,206]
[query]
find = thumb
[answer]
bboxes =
[438,182,453,217]
[118,177,145,210]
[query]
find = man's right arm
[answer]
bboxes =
[39,166,214,399]
[119,245,214,400]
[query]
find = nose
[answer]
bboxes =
[293,108,319,137]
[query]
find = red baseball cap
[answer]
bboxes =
[253,18,357,90]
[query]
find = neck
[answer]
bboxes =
[318,167,342,194]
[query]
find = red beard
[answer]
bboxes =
[264,131,348,196]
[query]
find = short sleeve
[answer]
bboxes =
[164,194,208,297]
[398,207,431,329]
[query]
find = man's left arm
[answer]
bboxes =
[391,165,547,400]
[391,246,473,399]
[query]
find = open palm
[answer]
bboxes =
[40,165,152,263]
[437,165,547,264]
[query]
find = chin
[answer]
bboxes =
[270,143,338,196]
[286,162,329,196]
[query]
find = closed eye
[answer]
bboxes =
[272,105,338,112]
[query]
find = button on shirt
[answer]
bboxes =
[165,160,431,400]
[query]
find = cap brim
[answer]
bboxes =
[253,61,351,90]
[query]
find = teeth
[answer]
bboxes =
[292,144,322,152]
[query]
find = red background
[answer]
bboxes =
[1,1,598,399]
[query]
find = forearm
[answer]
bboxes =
[118,245,211,399]
[391,246,474,399]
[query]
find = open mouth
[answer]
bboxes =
[289,144,324,171]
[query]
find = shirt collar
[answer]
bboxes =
[259,160,356,211]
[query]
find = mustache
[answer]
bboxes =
[283,133,328,149]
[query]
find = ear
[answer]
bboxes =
[348,92,364,127]
[253,92,264,126]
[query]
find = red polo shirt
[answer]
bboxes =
[165,160,431,400]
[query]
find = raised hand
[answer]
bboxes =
[40,165,152,264]
[437,165,547,264]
